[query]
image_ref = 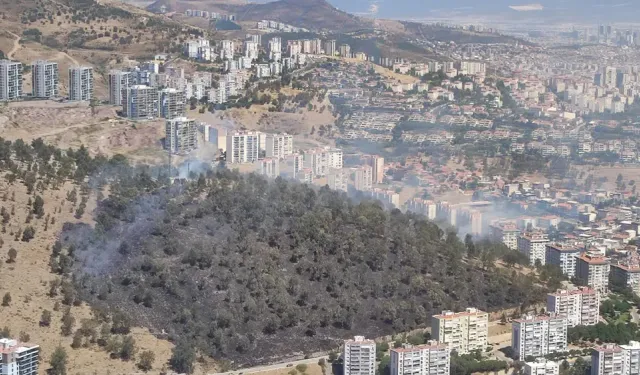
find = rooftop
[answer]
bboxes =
[433,307,487,319]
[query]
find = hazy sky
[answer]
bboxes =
[323,0,638,22]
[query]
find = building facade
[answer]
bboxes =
[255,158,280,179]
[31,60,59,98]
[592,344,624,375]
[511,314,568,361]
[353,165,373,192]
[343,336,376,375]
[123,85,159,120]
[545,243,580,278]
[68,66,93,101]
[159,88,187,119]
[0,338,39,375]
[227,132,260,163]
[0,60,23,101]
[546,287,599,327]
[165,117,197,154]
[389,343,450,375]
[431,308,488,354]
[490,222,520,250]
[518,232,550,266]
[524,359,559,375]
[265,133,293,159]
[576,253,610,294]
[108,70,132,105]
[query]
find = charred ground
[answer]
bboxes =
[60,168,549,367]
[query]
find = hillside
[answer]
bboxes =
[60,168,549,369]
[148,0,367,32]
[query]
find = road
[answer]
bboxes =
[5,31,20,59]
[211,355,329,375]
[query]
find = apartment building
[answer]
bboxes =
[592,344,624,375]
[328,149,343,169]
[546,287,599,327]
[406,199,437,220]
[518,232,550,266]
[621,341,640,375]
[490,222,520,250]
[325,40,337,56]
[264,133,293,159]
[364,156,386,184]
[339,44,351,58]
[0,338,39,375]
[511,314,568,361]
[123,85,159,120]
[524,359,559,375]
[389,342,450,375]
[0,60,23,101]
[31,60,59,98]
[610,259,640,295]
[328,168,349,192]
[68,66,93,101]
[255,158,280,179]
[108,70,132,105]
[165,117,197,154]
[353,165,373,192]
[431,308,488,354]
[343,336,376,375]
[159,88,186,119]
[545,243,580,278]
[576,253,610,294]
[227,132,260,164]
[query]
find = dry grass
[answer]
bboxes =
[253,363,326,375]
[0,101,166,163]
[0,179,174,374]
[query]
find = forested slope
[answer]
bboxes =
[59,169,548,366]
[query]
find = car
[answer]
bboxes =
[286,364,293,368]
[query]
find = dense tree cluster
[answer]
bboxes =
[59,168,548,367]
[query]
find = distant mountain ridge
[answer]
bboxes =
[147,0,368,32]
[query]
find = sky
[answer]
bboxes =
[321,0,640,23]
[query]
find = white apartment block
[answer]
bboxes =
[0,60,23,101]
[353,165,373,192]
[255,158,280,179]
[220,40,235,60]
[343,336,376,375]
[159,88,186,120]
[68,66,93,101]
[367,189,400,209]
[244,41,259,60]
[265,133,293,159]
[328,149,343,169]
[328,168,348,192]
[511,314,567,361]
[390,343,450,375]
[490,222,520,250]
[546,287,599,327]
[592,344,624,375]
[406,199,437,220]
[108,70,132,105]
[165,117,197,154]
[621,341,640,375]
[524,359,559,375]
[371,156,385,184]
[123,85,158,120]
[31,60,59,98]
[431,308,488,354]
[518,232,549,266]
[227,132,260,164]
[0,338,39,375]
[576,253,610,294]
[545,243,580,278]
[184,39,212,61]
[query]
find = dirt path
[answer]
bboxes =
[5,31,20,59]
